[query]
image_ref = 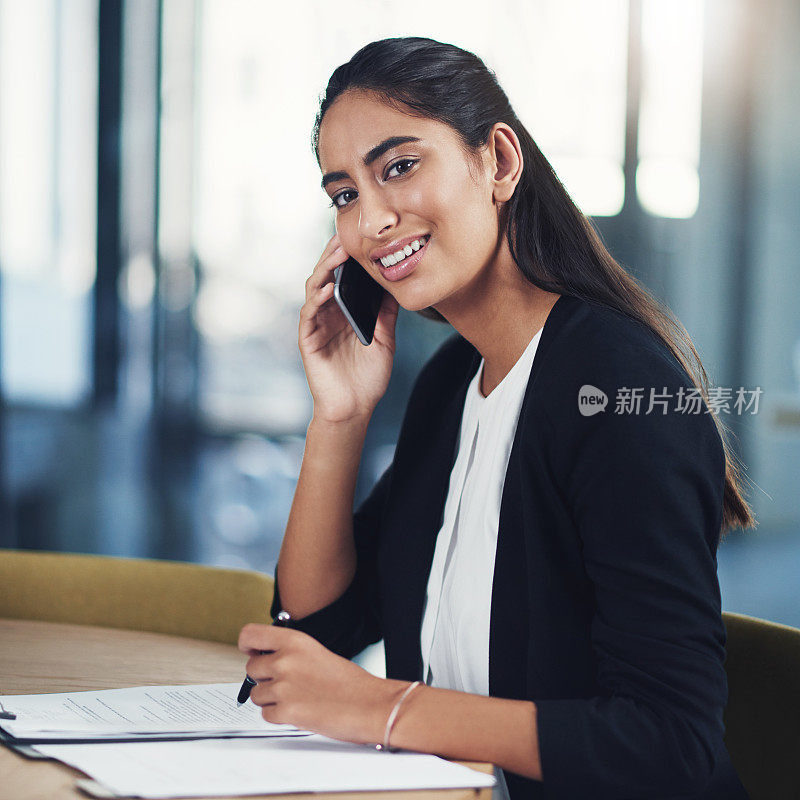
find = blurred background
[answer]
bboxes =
[0,0,798,647]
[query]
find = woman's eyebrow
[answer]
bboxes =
[321,135,422,189]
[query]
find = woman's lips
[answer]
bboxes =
[377,237,429,282]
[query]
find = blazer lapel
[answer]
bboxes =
[489,293,581,700]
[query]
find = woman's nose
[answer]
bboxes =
[357,186,398,240]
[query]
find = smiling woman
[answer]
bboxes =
[317,92,521,324]
[244,37,755,800]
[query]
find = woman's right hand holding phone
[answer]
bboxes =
[299,234,400,423]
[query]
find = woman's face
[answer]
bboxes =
[317,90,507,313]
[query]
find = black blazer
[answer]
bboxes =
[272,294,750,800]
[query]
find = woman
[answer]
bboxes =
[238,37,754,799]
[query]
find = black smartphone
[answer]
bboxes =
[333,256,385,346]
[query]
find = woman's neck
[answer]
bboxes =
[435,253,561,397]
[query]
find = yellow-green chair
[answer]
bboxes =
[0,549,274,645]
[723,611,800,800]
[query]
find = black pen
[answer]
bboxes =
[236,610,292,707]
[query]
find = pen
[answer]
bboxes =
[236,610,292,707]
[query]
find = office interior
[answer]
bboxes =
[0,0,798,679]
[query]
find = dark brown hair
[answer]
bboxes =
[312,36,755,537]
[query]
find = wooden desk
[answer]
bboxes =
[0,619,493,800]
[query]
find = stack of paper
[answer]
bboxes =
[0,683,310,743]
[35,735,496,798]
[1,682,496,797]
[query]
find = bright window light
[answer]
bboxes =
[505,0,629,217]
[636,157,700,219]
[551,157,626,218]
[0,0,97,404]
[636,0,704,218]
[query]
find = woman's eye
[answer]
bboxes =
[329,190,356,209]
[327,159,418,210]
[386,158,417,179]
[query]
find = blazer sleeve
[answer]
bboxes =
[269,460,391,660]
[534,347,729,799]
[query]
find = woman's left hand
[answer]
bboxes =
[238,623,401,745]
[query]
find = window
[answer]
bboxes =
[636,0,704,218]
[0,0,97,405]
[503,0,629,217]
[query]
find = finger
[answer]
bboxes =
[237,623,284,654]
[249,677,294,712]
[311,234,340,270]
[306,246,346,302]
[298,284,343,345]
[249,680,278,707]
[238,623,265,653]
[322,232,341,257]
[261,704,285,725]
[259,697,293,726]
[325,231,342,253]
[305,245,348,302]
[245,651,279,680]
[299,281,337,324]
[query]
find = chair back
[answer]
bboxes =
[0,549,274,644]
[723,611,800,800]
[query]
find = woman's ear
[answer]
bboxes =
[487,123,524,204]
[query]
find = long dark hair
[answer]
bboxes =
[311,36,755,537]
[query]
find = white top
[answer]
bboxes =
[418,329,543,800]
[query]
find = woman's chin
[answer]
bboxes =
[400,300,438,314]
[390,287,443,314]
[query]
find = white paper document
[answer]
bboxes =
[0,683,309,741]
[35,735,496,798]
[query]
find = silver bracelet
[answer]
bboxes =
[375,680,422,752]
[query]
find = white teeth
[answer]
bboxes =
[379,236,428,268]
